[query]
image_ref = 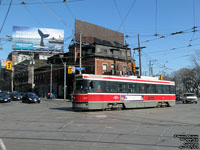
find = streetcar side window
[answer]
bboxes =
[89,81,106,93]
[118,83,128,93]
[146,84,156,93]
[170,85,175,94]
[163,85,170,94]
[128,83,138,93]
[138,84,146,93]
[106,81,118,93]
[155,85,163,94]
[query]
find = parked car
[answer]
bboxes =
[22,92,40,103]
[182,93,198,104]
[0,92,11,103]
[10,91,22,101]
[176,94,182,101]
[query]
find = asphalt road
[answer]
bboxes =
[0,100,199,150]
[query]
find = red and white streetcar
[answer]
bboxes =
[72,74,176,110]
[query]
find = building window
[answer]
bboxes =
[90,63,94,73]
[102,64,107,74]
[111,64,114,74]
[123,66,127,74]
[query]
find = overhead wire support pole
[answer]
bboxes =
[50,64,52,94]
[133,34,146,77]
[64,62,66,100]
[79,32,82,74]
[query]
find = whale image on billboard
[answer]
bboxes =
[12,26,64,52]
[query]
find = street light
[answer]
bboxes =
[59,54,67,100]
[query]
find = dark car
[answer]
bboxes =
[0,92,11,103]
[22,92,40,103]
[176,94,182,101]
[11,91,22,101]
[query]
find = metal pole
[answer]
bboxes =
[11,69,13,92]
[79,32,82,74]
[32,53,34,91]
[64,62,66,100]
[50,64,52,94]
[137,34,142,76]
[125,41,128,73]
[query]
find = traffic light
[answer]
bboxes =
[132,62,136,74]
[6,61,12,70]
[160,75,163,80]
[68,66,72,74]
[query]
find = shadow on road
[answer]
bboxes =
[50,107,73,112]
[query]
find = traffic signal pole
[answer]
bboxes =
[11,68,13,92]
[79,32,82,75]
[64,62,66,100]
[50,64,52,94]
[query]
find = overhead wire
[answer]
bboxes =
[19,0,44,27]
[63,1,76,20]
[113,0,127,35]
[155,0,158,36]
[39,0,74,51]
[118,0,137,32]
[1,0,86,5]
[0,0,13,34]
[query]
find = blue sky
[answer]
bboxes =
[0,0,200,75]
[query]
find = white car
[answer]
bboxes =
[182,93,198,104]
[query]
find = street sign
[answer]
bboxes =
[72,66,75,73]
[75,67,85,70]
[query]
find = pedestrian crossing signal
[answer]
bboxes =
[6,61,12,70]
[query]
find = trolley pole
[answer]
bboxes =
[133,34,146,76]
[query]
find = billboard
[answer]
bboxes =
[12,26,64,52]
[75,19,124,48]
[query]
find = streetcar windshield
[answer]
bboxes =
[74,80,90,94]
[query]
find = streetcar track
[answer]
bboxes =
[0,136,178,148]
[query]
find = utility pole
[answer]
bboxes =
[133,34,146,76]
[64,62,66,100]
[11,68,13,92]
[125,41,129,73]
[149,60,152,76]
[50,64,52,94]
[31,53,35,91]
[79,32,82,74]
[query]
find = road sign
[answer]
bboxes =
[75,67,85,70]
[72,66,75,73]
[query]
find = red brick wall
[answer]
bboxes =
[95,58,131,75]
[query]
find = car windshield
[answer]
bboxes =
[0,93,8,97]
[27,93,37,97]
[185,93,196,96]
[13,92,21,96]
